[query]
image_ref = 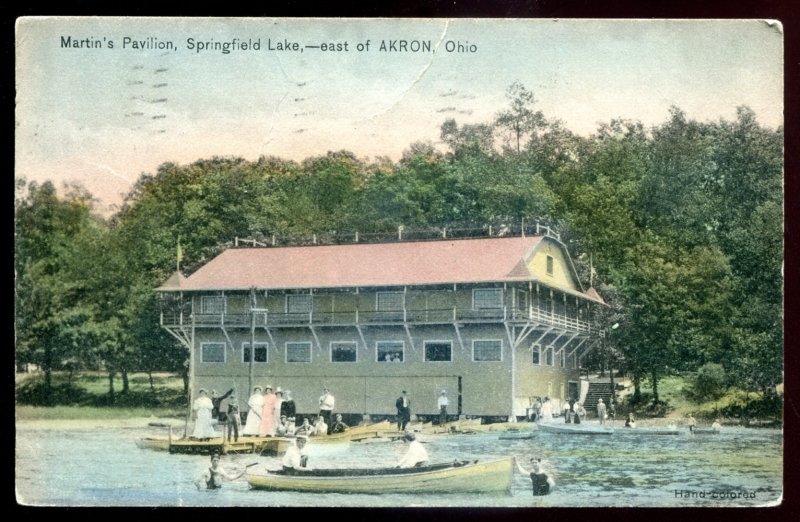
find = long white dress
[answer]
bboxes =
[242,391,264,436]
[192,396,217,438]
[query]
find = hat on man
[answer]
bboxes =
[276,387,283,393]
[403,432,416,442]
[253,386,263,392]
[198,388,208,394]
[441,390,447,394]
[402,390,407,394]
[296,434,308,441]
[265,384,273,390]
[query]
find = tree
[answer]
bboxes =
[494,81,546,154]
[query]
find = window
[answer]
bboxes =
[242,342,268,363]
[377,341,404,362]
[473,288,503,309]
[473,340,502,362]
[545,347,553,366]
[559,350,565,368]
[286,342,312,363]
[201,296,225,314]
[546,256,554,276]
[532,345,541,365]
[425,341,452,362]
[201,342,225,363]
[286,294,312,314]
[331,342,357,363]
[376,292,404,311]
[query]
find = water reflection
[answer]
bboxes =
[15,425,782,507]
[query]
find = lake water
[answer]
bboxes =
[15,423,782,508]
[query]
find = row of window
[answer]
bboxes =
[201,340,576,368]
[200,288,507,314]
[200,339,504,364]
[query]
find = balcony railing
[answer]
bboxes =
[162,306,595,334]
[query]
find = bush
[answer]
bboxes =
[688,363,727,401]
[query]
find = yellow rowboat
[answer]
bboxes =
[247,457,513,494]
[348,420,393,435]
[136,435,293,455]
[305,431,352,444]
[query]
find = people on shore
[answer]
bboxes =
[596,398,607,426]
[563,401,572,424]
[608,399,616,423]
[531,397,542,422]
[225,393,241,442]
[192,389,216,439]
[211,388,234,422]
[273,388,284,431]
[280,389,296,420]
[396,432,429,468]
[574,402,586,424]
[687,414,697,433]
[437,390,449,425]
[514,457,555,496]
[282,435,309,472]
[242,386,263,436]
[711,418,722,431]
[330,413,349,434]
[396,390,412,431]
[195,453,244,490]
[625,413,636,428]
[319,388,335,435]
[259,385,277,436]
[539,397,553,422]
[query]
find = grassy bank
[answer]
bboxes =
[617,375,782,426]
[15,370,187,412]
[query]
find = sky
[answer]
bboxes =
[15,17,784,214]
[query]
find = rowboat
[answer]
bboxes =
[498,432,536,440]
[247,457,513,494]
[690,427,720,435]
[305,431,352,444]
[537,422,614,435]
[136,435,293,455]
[615,426,682,436]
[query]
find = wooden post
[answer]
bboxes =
[184,310,196,438]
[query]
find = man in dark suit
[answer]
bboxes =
[395,390,411,430]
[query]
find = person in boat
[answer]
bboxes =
[226,393,241,442]
[318,387,335,435]
[330,413,349,434]
[514,457,555,496]
[259,385,278,436]
[287,416,297,436]
[295,417,314,437]
[625,413,636,428]
[596,398,607,426]
[711,418,722,431]
[211,388,234,422]
[281,435,310,472]
[396,432,429,468]
[276,415,291,436]
[242,386,263,437]
[195,453,244,490]
[280,389,296,420]
[396,390,412,431]
[687,414,697,433]
[192,389,217,440]
[312,415,328,436]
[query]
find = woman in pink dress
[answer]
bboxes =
[259,385,277,436]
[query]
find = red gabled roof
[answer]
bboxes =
[163,236,604,303]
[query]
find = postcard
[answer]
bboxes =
[15,17,783,508]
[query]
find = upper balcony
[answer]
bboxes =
[161,306,596,334]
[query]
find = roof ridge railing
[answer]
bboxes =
[232,220,561,249]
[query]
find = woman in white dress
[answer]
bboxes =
[242,386,264,436]
[192,389,217,439]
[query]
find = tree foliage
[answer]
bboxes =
[15,84,783,412]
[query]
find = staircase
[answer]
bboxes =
[582,382,613,417]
